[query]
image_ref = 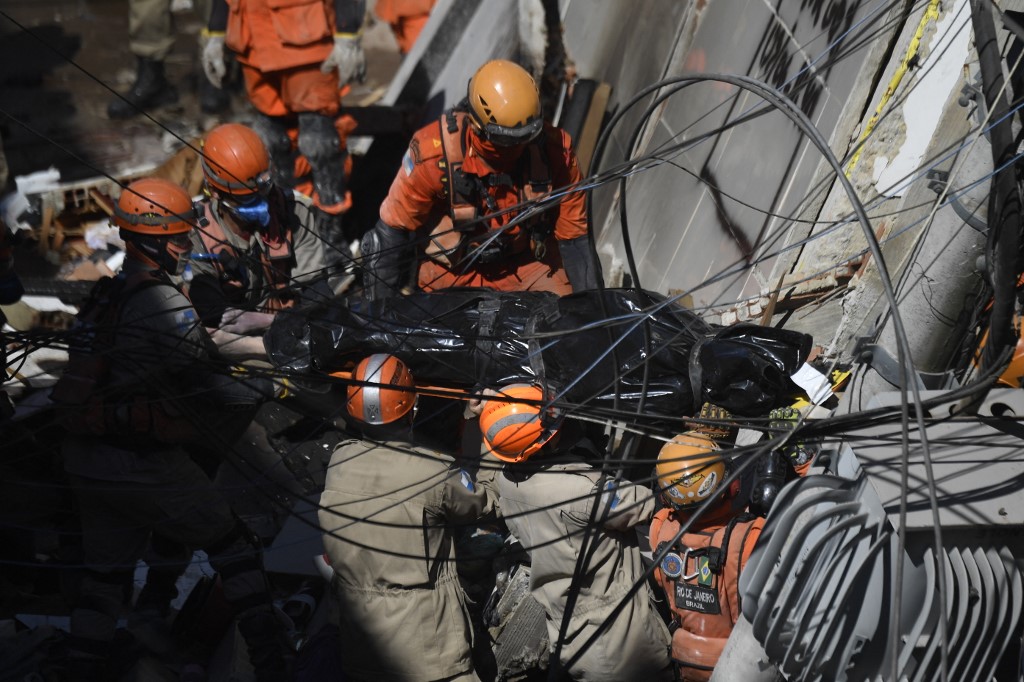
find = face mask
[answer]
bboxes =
[222,195,271,230]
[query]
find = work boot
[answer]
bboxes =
[108,56,179,119]
[236,607,292,682]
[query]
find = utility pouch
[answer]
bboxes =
[463,231,510,265]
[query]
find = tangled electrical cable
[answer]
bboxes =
[1,2,1020,679]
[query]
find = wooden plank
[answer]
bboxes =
[37,199,55,255]
[88,189,116,217]
[574,82,611,176]
[51,216,66,253]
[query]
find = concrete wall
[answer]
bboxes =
[382,0,989,347]
[567,0,904,317]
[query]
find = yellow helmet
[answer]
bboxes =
[467,60,543,146]
[655,431,727,509]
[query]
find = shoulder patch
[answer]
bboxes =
[402,150,415,176]
[460,470,475,492]
[601,479,621,510]
[174,307,198,333]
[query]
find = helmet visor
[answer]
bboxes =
[481,116,543,147]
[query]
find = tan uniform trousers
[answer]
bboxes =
[128,0,212,60]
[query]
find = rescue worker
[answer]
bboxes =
[202,0,365,270]
[0,209,23,422]
[188,122,336,358]
[0,129,24,311]
[318,353,496,681]
[649,431,764,681]
[362,59,601,299]
[478,383,672,680]
[51,177,289,681]
[374,0,437,55]
[107,0,227,118]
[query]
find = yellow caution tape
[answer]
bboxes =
[845,0,942,177]
[791,368,853,409]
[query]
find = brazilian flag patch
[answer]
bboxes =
[698,556,713,586]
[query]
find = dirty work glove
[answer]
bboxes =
[768,406,814,469]
[320,33,366,85]
[201,30,227,88]
[220,308,275,335]
[0,190,35,231]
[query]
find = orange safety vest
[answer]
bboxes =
[424,110,554,268]
[196,189,300,312]
[649,508,764,682]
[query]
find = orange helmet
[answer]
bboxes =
[656,431,727,509]
[347,354,416,425]
[467,60,543,146]
[986,316,1024,388]
[113,177,197,236]
[201,123,272,197]
[479,383,561,463]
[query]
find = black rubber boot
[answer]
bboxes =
[107,56,179,119]
[236,607,291,682]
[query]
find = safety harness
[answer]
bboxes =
[655,513,755,617]
[50,266,215,440]
[52,272,162,406]
[50,271,200,439]
[651,509,764,680]
[195,188,301,312]
[425,109,554,268]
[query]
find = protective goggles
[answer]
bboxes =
[478,116,543,147]
[165,232,193,249]
[220,194,271,228]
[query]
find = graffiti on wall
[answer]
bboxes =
[757,0,861,119]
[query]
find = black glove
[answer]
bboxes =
[558,235,601,292]
[361,220,413,300]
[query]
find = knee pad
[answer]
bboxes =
[297,113,344,166]
[297,113,348,206]
[252,114,297,187]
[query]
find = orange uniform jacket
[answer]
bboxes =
[374,0,435,23]
[379,115,588,251]
[649,508,764,682]
[225,0,333,71]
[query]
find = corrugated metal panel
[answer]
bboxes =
[738,391,1024,680]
